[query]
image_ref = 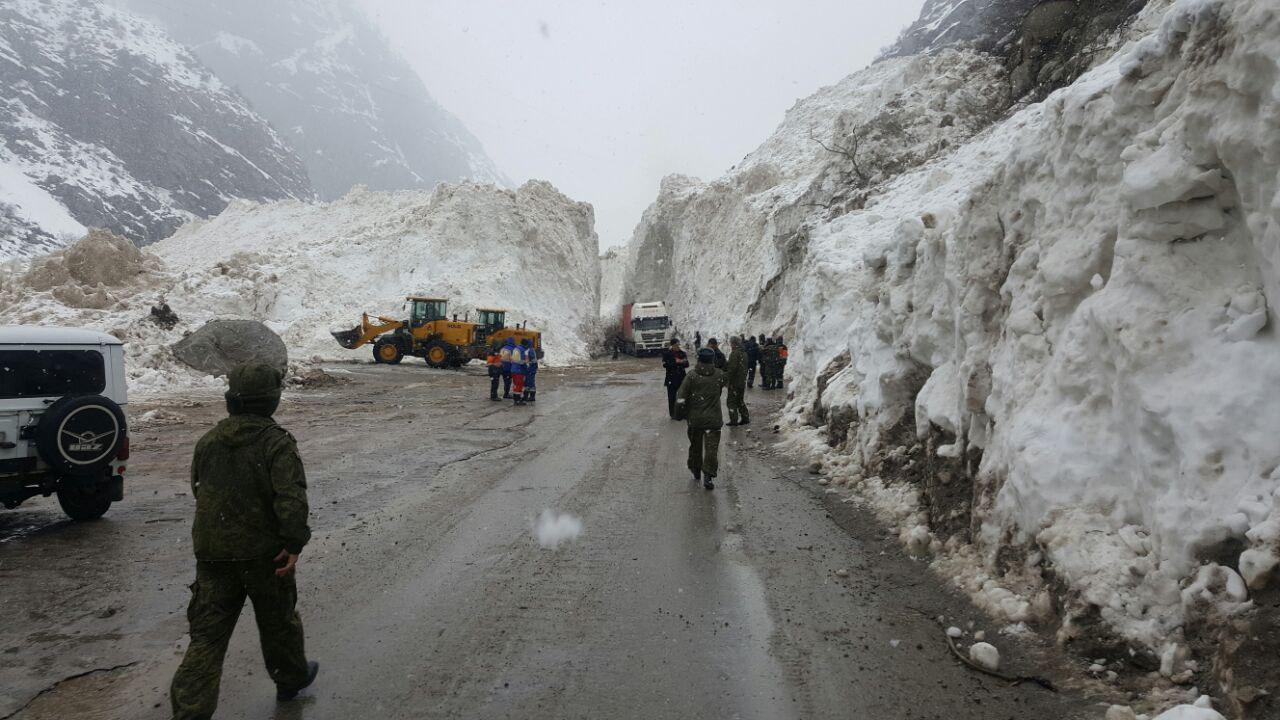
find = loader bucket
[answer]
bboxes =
[331,327,363,349]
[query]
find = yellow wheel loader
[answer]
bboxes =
[332,297,543,369]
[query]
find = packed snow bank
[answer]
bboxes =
[153,181,600,364]
[622,0,1280,682]
[0,181,600,395]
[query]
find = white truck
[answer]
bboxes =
[0,326,129,520]
[621,301,675,356]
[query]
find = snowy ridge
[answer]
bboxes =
[118,0,507,201]
[0,0,311,259]
[0,182,599,395]
[621,0,1280,698]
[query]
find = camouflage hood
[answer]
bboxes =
[208,414,279,448]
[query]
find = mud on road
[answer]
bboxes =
[0,360,1106,719]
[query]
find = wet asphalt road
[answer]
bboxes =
[0,360,1101,719]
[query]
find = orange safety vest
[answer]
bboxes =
[486,353,500,367]
[779,346,789,359]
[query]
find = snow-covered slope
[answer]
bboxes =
[118,0,506,200]
[598,248,626,321]
[0,181,598,394]
[621,0,1280,692]
[0,0,311,259]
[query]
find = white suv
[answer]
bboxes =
[0,326,129,521]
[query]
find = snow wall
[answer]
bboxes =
[1,181,600,394]
[620,0,1280,679]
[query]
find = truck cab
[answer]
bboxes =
[0,326,129,521]
[622,301,675,356]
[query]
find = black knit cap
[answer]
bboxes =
[696,348,715,363]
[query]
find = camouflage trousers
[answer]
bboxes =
[687,427,722,478]
[170,560,309,720]
[727,384,749,424]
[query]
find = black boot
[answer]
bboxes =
[529,391,536,403]
[277,661,319,701]
[703,475,715,491]
[691,469,701,482]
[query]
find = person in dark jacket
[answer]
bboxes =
[707,337,727,369]
[522,339,538,403]
[775,336,789,391]
[661,339,690,418]
[675,348,728,489]
[694,331,703,350]
[486,344,503,401]
[744,336,760,388]
[170,363,318,719]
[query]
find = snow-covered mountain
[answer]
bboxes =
[0,0,312,260]
[117,0,506,201]
[0,181,599,392]
[620,0,1280,707]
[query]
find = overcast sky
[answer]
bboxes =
[357,1,925,249]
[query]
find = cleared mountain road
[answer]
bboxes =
[0,360,1100,719]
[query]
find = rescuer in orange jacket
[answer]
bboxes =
[486,345,503,401]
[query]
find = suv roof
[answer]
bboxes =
[0,326,123,346]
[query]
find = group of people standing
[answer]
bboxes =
[662,333,787,491]
[486,338,539,405]
[744,335,788,390]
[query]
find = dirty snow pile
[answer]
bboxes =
[621,0,1280,690]
[153,181,600,363]
[1,181,600,394]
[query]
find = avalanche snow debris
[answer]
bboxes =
[0,181,599,395]
[621,0,1280,671]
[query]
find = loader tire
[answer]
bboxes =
[374,340,403,365]
[423,340,451,369]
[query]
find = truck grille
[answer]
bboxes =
[641,333,664,341]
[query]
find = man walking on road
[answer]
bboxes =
[744,335,760,389]
[725,336,750,426]
[661,339,689,419]
[760,338,777,389]
[170,363,319,720]
[676,348,728,490]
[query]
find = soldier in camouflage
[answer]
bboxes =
[676,348,728,490]
[170,363,319,720]
[725,336,750,426]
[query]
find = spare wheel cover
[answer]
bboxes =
[39,396,124,475]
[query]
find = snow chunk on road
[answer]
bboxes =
[967,642,1000,671]
[1152,696,1225,720]
[533,510,582,550]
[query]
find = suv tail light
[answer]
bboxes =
[117,435,130,461]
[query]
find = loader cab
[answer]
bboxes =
[408,297,448,328]
[474,308,506,346]
[476,309,506,330]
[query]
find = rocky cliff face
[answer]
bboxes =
[620,0,1280,703]
[118,0,506,201]
[887,0,1148,99]
[0,0,312,259]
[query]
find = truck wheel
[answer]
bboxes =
[423,340,451,369]
[35,395,126,477]
[56,481,112,521]
[374,341,403,364]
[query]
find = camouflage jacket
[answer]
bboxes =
[676,365,728,429]
[725,348,748,386]
[190,414,311,561]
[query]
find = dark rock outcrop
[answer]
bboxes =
[173,320,289,377]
